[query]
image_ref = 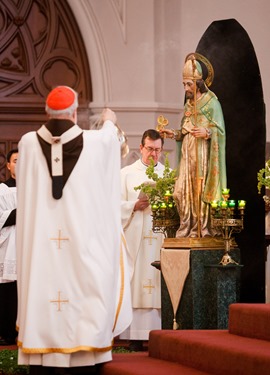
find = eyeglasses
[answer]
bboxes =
[143,146,162,154]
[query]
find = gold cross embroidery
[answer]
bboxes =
[143,230,158,245]
[143,279,155,294]
[50,229,69,249]
[50,291,69,312]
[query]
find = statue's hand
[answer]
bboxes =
[158,129,174,139]
[190,127,209,139]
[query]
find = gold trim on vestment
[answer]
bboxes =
[112,233,125,332]
[17,341,112,354]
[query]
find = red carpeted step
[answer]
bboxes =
[100,353,211,375]
[229,303,270,341]
[149,330,270,375]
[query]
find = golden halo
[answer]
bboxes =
[185,52,214,87]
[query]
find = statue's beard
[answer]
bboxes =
[185,91,194,100]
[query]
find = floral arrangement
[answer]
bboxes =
[134,154,177,211]
[257,159,270,210]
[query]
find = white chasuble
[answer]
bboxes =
[16,121,132,367]
[121,159,165,309]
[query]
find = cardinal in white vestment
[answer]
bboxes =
[16,86,132,373]
[120,129,165,351]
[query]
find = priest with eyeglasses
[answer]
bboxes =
[120,129,165,352]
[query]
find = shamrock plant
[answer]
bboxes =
[134,154,177,209]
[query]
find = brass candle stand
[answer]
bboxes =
[211,193,245,266]
[151,206,180,238]
[151,192,180,238]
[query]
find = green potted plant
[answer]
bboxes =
[134,154,179,237]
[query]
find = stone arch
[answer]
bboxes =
[0,0,92,180]
[67,0,112,108]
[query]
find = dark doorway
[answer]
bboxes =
[196,19,266,303]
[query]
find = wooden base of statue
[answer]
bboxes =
[159,237,242,330]
[163,236,237,249]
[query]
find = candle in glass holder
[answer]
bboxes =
[164,190,172,196]
[211,200,219,208]
[151,203,159,211]
[160,202,167,209]
[164,190,172,202]
[228,200,236,208]
[222,188,230,195]
[220,200,228,208]
[238,200,246,208]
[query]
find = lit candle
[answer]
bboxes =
[228,200,236,208]
[238,200,246,208]
[220,200,228,208]
[222,188,230,195]
[151,203,159,211]
[211,200,218,208]
[164,190,172,196]
[164,190,172,202]
[160,202,167,209]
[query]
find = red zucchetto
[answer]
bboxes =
[46,86,75,110]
